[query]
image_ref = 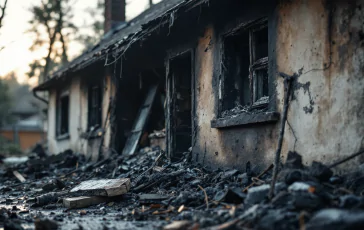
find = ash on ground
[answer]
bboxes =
[1,148,364,230]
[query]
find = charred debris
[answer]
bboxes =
[2,145,364,230]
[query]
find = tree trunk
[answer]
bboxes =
[42,29,57,83]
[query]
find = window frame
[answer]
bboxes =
[220,18,269,114]
[249,24,269,108]
[212,17,279,128]
[56,88,70,140]
[87,82,103,131]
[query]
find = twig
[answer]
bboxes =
[132,150,166,186]
[242,164,273,193]
[269,72,295,199]
[242,182,256,193]
[299,211,307,230]
[256,164,274,178]
[328,149,364,168]
[251,177,265,184]
[198,185,209,210]
[337,187,353,194]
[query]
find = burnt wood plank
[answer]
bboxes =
[211,112,279,129]
[63,196,112,209]
[70,178,131,197]
[138,194,169,204]
[122,84,158,156]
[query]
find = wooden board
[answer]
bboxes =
[138,193,169,204]
[63,196,111,209]
[13,171,26,182]
[70,178,131,197]
[122,84,158,156]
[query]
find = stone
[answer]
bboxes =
[292,192,323,210]
[306,209,364,230]
[329,175,343,184]
[214,190,226,202]
[34,218,58,230]
[245,184,270,205]
[237,173,249,185]
[171,191,203,206]
[285,151,303,169]
[257,209,298,230]
[309,161,333,182]
[189,179,202,186]
[271,191,294,208]
[288,182,311,192]
[42,179,65,192]
[285,169,304,185]
[339,195,362,209]
[4,220,24,230]
[213,188,246,204]
[224,169,239,177]
[275,182,288,194]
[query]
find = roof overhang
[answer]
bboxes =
[33,0,208,92]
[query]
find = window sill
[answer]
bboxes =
[211,111,280,129]
[56,133,70,141]
[80,128,104,140]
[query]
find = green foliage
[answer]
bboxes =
[0,136,23,156]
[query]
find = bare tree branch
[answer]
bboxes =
[0,0,8,29]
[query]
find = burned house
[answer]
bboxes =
[33,0,364,172]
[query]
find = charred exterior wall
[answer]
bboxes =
[193,25,278,172]
[192,1,278,173]
[192,0,364,172]
[276,0,364,172]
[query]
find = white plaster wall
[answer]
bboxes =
[47,89,61,153]
[47,76,86,154]
[47,74,114,159]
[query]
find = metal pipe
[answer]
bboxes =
[33,90,48,104]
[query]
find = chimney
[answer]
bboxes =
[104,0,126,33]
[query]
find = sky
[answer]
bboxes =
[0,0,160,86]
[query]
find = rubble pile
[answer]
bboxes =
[1,147,364,229]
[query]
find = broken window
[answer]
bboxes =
[221,19,269,114]
[56,90,69,137]
[88,84,102,130]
